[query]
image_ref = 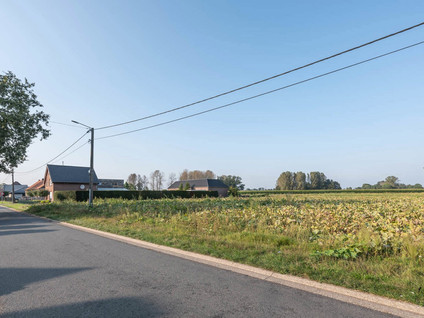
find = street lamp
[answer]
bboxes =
[71,120,94,207]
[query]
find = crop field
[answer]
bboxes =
[25,192,424,305]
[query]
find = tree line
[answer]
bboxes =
[125,169,245,191]
[276,171,341,190]
[358,176,422,189]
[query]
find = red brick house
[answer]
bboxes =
[25,179,45,196]
[168,179,229,197]
[43,164,99,200]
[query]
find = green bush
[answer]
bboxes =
[54,191,77,201]
[53,190,219,202]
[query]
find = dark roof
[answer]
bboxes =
[47,164,99,184]
[168,179,228,189]
[4,184,28,194]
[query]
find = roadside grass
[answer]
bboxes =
[23,193,424,305]
[0,201,35,211]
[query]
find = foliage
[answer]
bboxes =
[218,175,245,190]
[359,176,423,189]
[276,171,341,190]
[0,71,50,173]
[27,190,48,197]
[38,190,49,197]
[124,182,136,190]
[150,170,164,190]
[184,182,191,191]
[136,174,149,190]
[53,190,219,201]
[179,169,215,180]
[228,186,239,197]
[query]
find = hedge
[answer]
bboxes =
[241,189,424,195]
[54,190,219,202]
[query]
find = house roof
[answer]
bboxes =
[26,179,45,191]
[46,164,99,184]
[168,179,228,189]
[4,184,28,194]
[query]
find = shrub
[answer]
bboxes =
[53,190,219,202]
[38,190,50,197]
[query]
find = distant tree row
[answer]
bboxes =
[125,169,245,191]
[276,171,341,190]
[358,176,422,189]
[179,169,215,180]
[179,170,245,190]
[125,170,165,191]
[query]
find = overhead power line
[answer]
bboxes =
[95,21,424,131]
[96,40,424,140]
[50,121,86,129]
[51,140,90,164]
[15,131,89,174]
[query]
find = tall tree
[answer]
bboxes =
[126,173,137,189]
[218,175,245,190]
[294,172,307,190]
[309,172,325,189]
[150,170,164,190]
[168,172,177,187]
[276,171,294,190]
[0,71,50,173]
[179,169,216,180]
[136,174,149,190]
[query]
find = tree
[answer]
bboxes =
[179,169,216,180]
[276,171,294,190]
[136,174,149,190]
[294,172,307,190]
[150,170,164,190]
[184,182,191,190]
[126,173,137,189]
[218,175,245,190]
[0,71,50,173]
[168,173,177,187]
[309,172,325,189]
[124,182,135,190]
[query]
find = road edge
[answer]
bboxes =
[4,206,424,318]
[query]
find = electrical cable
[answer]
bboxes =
[51,140,90,164]
[50,121,86,129]
[96,40,424,140]
[95,22,424,131]
[14,131,90,174]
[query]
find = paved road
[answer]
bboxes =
[0,206,397,318]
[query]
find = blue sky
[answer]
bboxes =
[1,0,424,189]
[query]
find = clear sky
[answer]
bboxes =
[1,0,424,189]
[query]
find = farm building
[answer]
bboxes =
[97,179,127,191]
[25,179,45,196]
[168,179,229,197]
[3,182,28,199]
[43,164,99,200]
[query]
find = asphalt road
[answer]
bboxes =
[0,206,398,318]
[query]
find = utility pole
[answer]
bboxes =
[71,120,94,207]
[89,127,94,207]
[11,169,15,204]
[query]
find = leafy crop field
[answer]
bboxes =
[25,192,424,305]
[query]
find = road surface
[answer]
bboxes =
[0,206,399,317]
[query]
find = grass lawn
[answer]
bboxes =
[12,193,424,305]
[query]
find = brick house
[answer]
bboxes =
[168,179,229,197]
[25,179,45,196]
[43,164,99,200]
